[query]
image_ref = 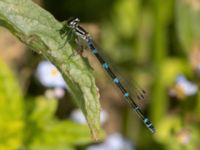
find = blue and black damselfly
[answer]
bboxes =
[59,17,156,133]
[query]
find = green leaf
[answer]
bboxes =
[29,145,75,150]
[154,115,181,144]
[0,0,100,139]
[26,97,98,149]
[176,0,200,52]
[0,58,24,150]
[161,58,192,86]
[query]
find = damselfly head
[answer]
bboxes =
[67,17,80,28]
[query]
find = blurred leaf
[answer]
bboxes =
[176,0,200,52]
[29,97,58,127]
[0,0,100,139]
[0,58,24,150]
[151,0,174,63]
[194,91,200,114]
[154,115,181,144]
[112,0,141,37]
[29,145,75,150]
[26,97,104,149]
[101,0,142,63]
[161,58,192,86]
[152,0,174,25]
[150,76,168,124]
[155,116,200,150]
[135,8,154,63]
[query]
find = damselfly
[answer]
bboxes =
[59,17,156,133]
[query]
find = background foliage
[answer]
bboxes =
[0,0,200,150]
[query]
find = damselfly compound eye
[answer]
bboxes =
[67,17,80,28]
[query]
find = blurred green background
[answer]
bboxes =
[0,0,200,149]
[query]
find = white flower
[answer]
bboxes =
[45,87,65,99]
[169,75,198,98]
[70,109,108,125]
[176,75,198,96]
[87,133,134,150]
[177,129,191,144]
[36,60,67,88]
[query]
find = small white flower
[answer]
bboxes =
[44,89,55,99]
[45,87,65,99]
[176,75,198,96]
[36,60,67,88]
[87,133,134,150]
[177,129,191,144]
[169,75,198,98]
[70,109,108,125]
[70,109,86,124]
[54,87,66,98]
